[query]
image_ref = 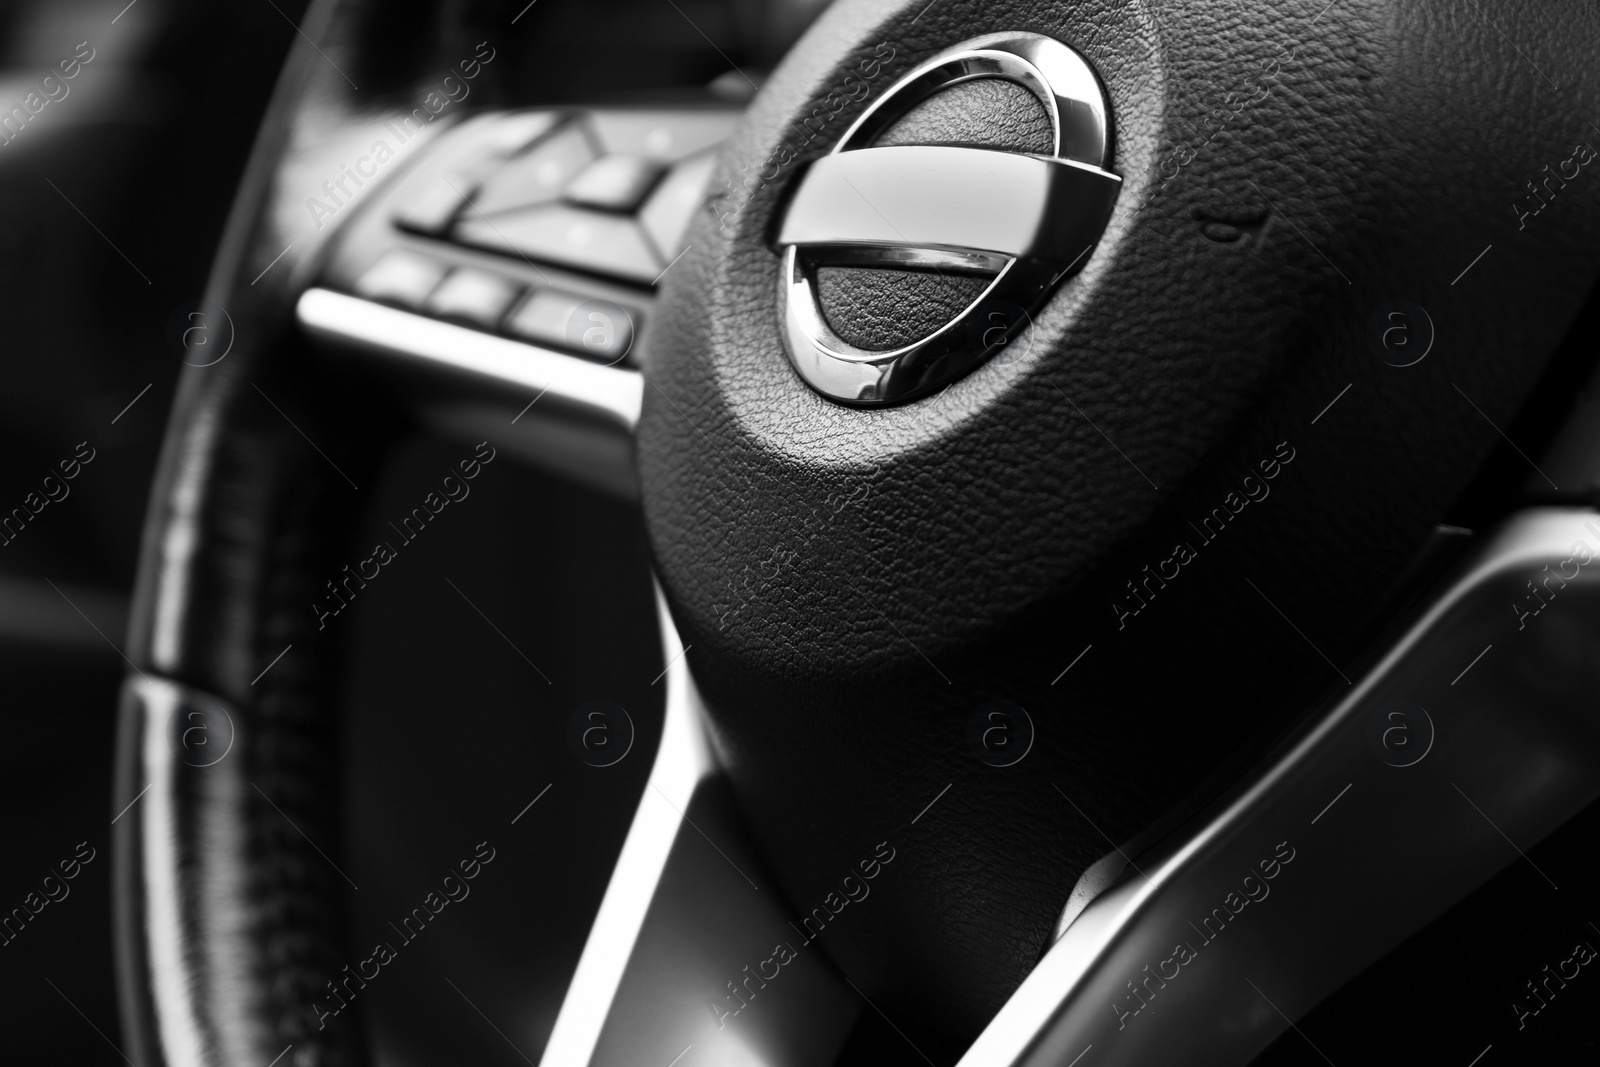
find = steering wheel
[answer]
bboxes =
[113,0,1600,1065]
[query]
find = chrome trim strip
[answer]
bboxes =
[139,676,215,1067]
[538,586,860,1067]
[781,242,1011,402]
[538,589,718,1067]
[295,288,644,431]
[837,33,1109,168]
[151,403,220,674]
[805,245,1011,273]
[958,507,1600,1067]
[117,676,264,1067]
[778,146,1119,260]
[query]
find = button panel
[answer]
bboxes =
[394,176,474,235]
[638,151,716,260]
[452,109,731,284]
[345,248,641,364]
[321,107,736,371]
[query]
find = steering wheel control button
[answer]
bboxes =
[392,177,473,235]
[353,249,447,308]
[456,205,661,283]
[563,155,667,212]
[471,122,597,215]
[639,151,717,259]
[393,176,475,233]
[425,268,522,329]
[480,110,563,154]
[506,288,636,364]
[775,32,1120,404]
[588,108,739,161]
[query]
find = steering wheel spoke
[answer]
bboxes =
[961,508,1600,1067]
[540,592,863,1067]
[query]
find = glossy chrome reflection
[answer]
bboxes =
[775,32,1120,405]
[838,32,1110,169]
[114,676,262,1067]
[778,147,1120,258]
[959,508,1600,1067]
[295,288,643,430]
[539,587,859,1067]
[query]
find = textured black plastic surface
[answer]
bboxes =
[638,0,1600,1043]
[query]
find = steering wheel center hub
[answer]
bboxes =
[776,33,1120,404]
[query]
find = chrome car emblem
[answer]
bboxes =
[776,32,1122,405]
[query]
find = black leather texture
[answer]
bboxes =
[875,75,1055,152]
[639,0,1600,1045]
[815,265,990,350]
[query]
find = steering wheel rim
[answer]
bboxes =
[113,0,1600,1065]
